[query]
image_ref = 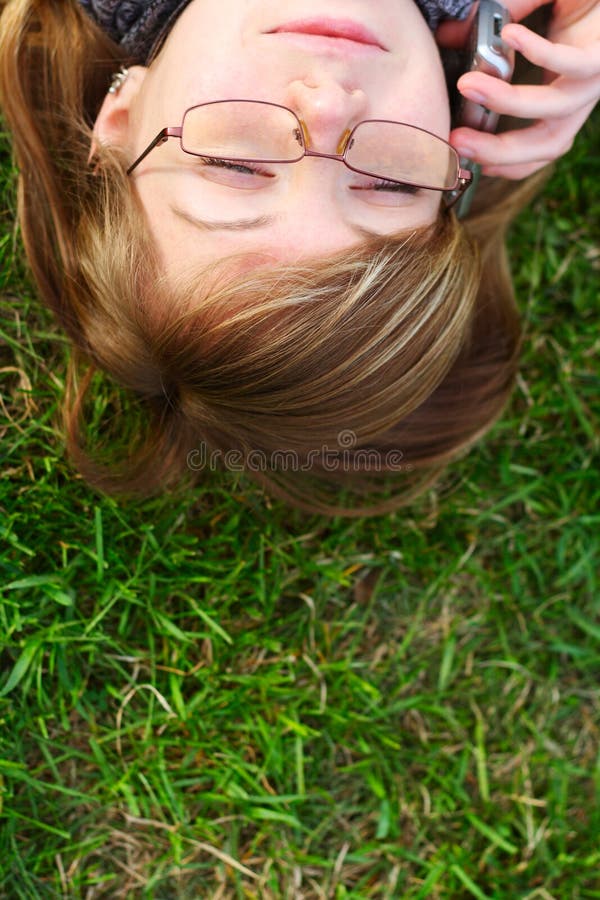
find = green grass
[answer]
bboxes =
[1,109,599,899]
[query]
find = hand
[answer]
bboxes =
[437,0,600,179]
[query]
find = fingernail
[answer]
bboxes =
[460,88,487,104]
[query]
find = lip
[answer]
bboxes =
[267,17,387,51]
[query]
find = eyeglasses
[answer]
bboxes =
[126,99,472,202]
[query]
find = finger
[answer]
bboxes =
[456,71,600,119]
[501,24,600,78]
[500,0,553,21]
[450,106,592,166]
[504,0,599,29]
[451,124,557,168]
[481,160,551,178]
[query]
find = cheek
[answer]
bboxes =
[178,47,267,101]
[389,33,450,134]
[389,74,450,136]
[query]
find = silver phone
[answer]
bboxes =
[451,0,516,216]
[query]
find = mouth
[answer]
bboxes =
[267,18,387,51]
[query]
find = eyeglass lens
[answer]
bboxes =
[181,101,458,190]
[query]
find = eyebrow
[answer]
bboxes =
[171,205,385,239]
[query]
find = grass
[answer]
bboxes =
[0,107,599,899]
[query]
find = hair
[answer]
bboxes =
[0,0,547,515]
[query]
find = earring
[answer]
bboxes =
[109,67,130,95]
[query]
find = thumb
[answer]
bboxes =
[436,5,479,48]
[436,18,473,47]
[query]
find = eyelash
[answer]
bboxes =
[200,158,421,194]
[200,158,274,177]
[370,180,420,194]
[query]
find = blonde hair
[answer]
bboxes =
[0,0,544,515]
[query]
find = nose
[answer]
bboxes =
[286,79,368,153]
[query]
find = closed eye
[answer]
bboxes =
[195,156,276,189]
[350,180,421,194]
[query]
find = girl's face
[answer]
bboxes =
[97,0,451,272]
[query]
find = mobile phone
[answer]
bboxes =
[450,0,516,217]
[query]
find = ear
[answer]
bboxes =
[89,65,149,163]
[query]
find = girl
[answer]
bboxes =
[0,0,597,514]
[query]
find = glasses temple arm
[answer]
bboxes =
[126,127,182,176]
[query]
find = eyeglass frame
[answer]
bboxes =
[125,99,472,206]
